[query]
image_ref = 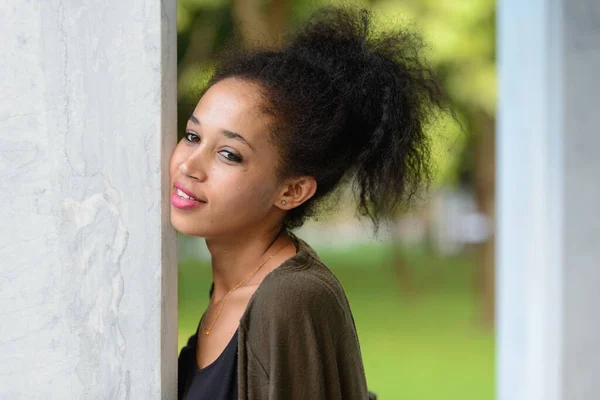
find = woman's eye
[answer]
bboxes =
[184,132,199,143]
[219,150,242,163]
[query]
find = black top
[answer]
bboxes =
[178,319,239,400]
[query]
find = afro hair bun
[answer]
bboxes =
[208,6,449,231]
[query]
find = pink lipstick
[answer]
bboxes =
[171,186,205,210]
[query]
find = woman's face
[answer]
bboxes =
[169,78,284,238]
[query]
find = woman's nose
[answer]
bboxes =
[178,150,208,182]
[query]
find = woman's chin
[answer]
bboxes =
[170,216,206,237]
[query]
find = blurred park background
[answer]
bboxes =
[176,0,496,398]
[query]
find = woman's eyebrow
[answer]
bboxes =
[221,129,253,150]
[188,114,254,150]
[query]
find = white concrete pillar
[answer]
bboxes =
[0,1,177,398]
[497,1,600,399]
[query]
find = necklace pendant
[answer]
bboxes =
[202,330,210,336]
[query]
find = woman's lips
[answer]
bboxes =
[174,182,202,200]
[171,189,205,210]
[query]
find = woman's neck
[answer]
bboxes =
[205,225,292,304]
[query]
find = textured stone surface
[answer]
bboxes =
[0,1,177,398]
[497,1,600,399]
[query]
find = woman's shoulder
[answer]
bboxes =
[262,264,345,311]
[243,237,353,324]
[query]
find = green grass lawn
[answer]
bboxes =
[178,241,494,399]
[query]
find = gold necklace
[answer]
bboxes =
[200,240,292,336]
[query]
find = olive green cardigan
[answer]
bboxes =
[180,235,375,399]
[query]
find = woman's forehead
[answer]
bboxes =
[193,79,273,137]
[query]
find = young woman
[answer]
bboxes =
[173,6,447,400]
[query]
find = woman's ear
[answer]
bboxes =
[275,176,317,210]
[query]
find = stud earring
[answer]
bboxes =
[281,200,287,205]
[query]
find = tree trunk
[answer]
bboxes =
[232,0,290,48]
[472,111,496,329]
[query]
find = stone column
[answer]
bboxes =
[0,1,178,398]
[497,1,600,399]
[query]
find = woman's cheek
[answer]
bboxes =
[234,179,269,209]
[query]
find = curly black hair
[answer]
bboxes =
[205,6,448,231]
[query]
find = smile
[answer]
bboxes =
[171,188,206,210]
[176,188,198,201]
